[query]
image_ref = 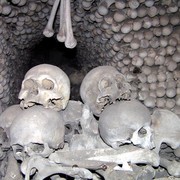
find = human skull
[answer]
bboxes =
[18,64,70,111]
[0,104,23,138]
[80,66,131,116]
[99,100,154,149]
[9,105,65,161]
[60,100,83,143]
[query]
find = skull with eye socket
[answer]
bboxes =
[80,66,131,117]
[9,106,65,161]
[99,100,155,149]
[18,64,70,111]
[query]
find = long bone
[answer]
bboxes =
[21,145,159,180]
[64,0,77,48]
[43,0,77,48]
[56,0,66,42]
[43,0,60,38]
[21,155,93,180]
[49,145,160,168]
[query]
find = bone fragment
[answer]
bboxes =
[50,145,160,168]
[21,155,93,180]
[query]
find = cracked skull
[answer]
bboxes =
[18,64,70,111]
[9,105,65,161]
[99,100,155,149]
[80,66,131,116]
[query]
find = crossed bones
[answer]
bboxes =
[43,0,77,49]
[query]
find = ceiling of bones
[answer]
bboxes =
[0,0,180,179]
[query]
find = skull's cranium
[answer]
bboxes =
[80,66,131,116]
[99,100,155,149]
[0,104,23,138]
[151,109,180,153]
[18,64,70,111]
[9,105,65,161]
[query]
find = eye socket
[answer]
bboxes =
[101,80,110,88]
[42,78,54,90]
[24,79,37,89]
[138,127,147,138]
[65,124,73,135]
[12,144,24,155]
[28,143,45,153]
[99,77,111,90]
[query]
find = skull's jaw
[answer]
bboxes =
[19,98,66,111]
[20,100,35,109]
[93,95,112,116]
[95,92,130,116]
[48,98,67,111]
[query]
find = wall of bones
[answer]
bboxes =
[0,0,180,179]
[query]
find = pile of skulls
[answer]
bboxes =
[0,64,180,179]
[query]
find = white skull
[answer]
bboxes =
[18,64,70,111]
[99,100,154,149]
[9,105,65,161]
[80,66,131,116]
